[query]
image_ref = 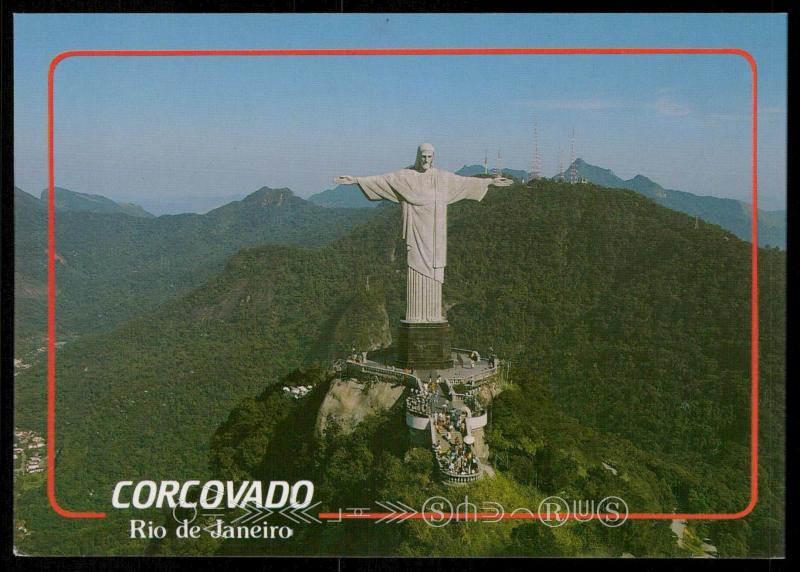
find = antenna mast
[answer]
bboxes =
[493,148,503,178]
[569,128,578,184]
[557,145,564,182]
[531,119,542,181]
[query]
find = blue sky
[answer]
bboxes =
[14,13,787,213]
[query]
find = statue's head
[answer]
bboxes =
[415,143,435,172]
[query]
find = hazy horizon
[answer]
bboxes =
[14,14,787,211]
[15,151,789,217]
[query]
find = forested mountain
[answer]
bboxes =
[133,192,248,215]
[13,180,784,557]
[556,159,786,249]
[14,186,374,348]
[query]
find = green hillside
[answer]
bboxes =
[13,180,784,556]
[193,370,709,556]
[14,186,374,350]
[558,159,786,249]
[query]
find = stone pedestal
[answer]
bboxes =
[396,321,453,370]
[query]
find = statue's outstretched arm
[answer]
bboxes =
[447,172,514,205]
[335,173,401,203]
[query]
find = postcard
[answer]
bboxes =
[10,12,787,559]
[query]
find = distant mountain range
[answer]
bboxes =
[42,187,154,218]
[36,186,260,216]
[132,193,249,215]
[14,186,374,348]
[307,159,784,249]
[308,184,375,208]
[553,159,785,249]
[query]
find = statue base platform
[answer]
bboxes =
[396,320,453,370]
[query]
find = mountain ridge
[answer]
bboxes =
[40,186,155,218]
[15,185,375,347]
[554,158,785,248]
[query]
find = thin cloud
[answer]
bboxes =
[515,98,633,111]
[694,105,784,123]
[517,95,694,117]
[652,96,692,117]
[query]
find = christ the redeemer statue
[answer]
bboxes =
[335,143,512,324]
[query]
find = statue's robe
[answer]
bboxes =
[355,168,492,322]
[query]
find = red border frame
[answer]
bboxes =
[47,48,759,521]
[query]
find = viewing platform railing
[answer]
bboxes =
[333,350,500,486]
[448,363,508,397]
[439,465,483,486]
[341,360,418,387]
[448,366,501,385]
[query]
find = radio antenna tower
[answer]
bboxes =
[493,148,503,178]
[569,128,578,184]
[530,120,542,181]
[557,145,564,182]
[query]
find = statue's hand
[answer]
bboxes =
[491,176,514,187]
[334,175,356,185]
